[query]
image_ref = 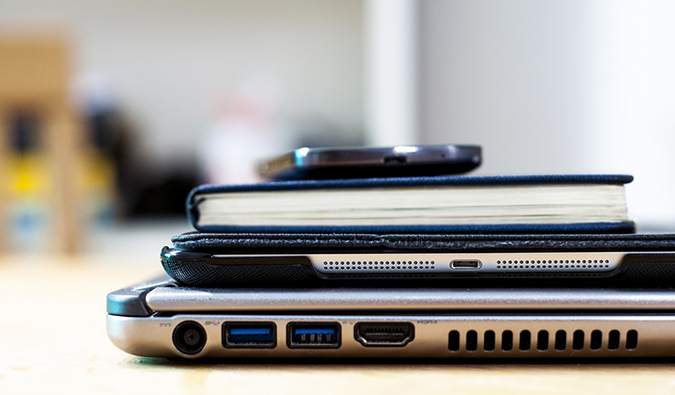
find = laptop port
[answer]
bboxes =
[287,323,340,348]
[354,322,414,347]
[173,321,207,355]
[223,322,276,348]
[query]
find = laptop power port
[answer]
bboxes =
[354,322,414,347]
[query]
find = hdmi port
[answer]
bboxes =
[451,259,482,269]
[354,322,414,347]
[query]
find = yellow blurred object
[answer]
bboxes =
[78,149,117,225]
[7,154,50,195]
[79,150,116,195]
[0,34,83,254]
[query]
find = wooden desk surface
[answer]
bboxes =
[2,255,675,394]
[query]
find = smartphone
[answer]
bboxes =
[257,144,481,180]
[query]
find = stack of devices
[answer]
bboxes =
[107,145,675,359]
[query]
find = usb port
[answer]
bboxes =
[287,323,340,349]
[223,322,276,348]
[450,259,482,269]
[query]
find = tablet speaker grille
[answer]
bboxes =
[495,258,611,271]
[322,260,436,272]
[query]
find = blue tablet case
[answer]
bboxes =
[187,174,635,234]
[171,232,675,253]
[165,232,675,286]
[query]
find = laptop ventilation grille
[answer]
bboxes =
[322,261,436,272]
[448,329,638,353]
[496,259,611,271]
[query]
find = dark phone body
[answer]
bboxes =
[257,144,481,180]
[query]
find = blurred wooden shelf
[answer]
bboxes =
[1,257,675,394]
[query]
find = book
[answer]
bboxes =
[186,174,635,233]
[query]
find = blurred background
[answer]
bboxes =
[0,0,674,260]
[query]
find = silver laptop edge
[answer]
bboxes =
[108,285,675,359]
[144,287,675,311]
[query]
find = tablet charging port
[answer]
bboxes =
[451,259,482,269]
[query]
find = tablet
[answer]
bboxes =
[161,233,675,286]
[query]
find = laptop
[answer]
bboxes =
[107,276,675,358]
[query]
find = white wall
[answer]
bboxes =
[0,0,364,167]
[419,1,600,173]
[364,0,418,146]
[6,0,674,227]
[419,0,675,227]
